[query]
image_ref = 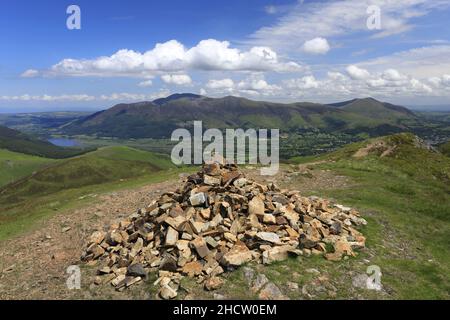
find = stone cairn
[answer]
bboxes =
[82,161,367,299]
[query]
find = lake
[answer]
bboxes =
[48,138,81,147]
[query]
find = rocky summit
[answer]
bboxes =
[81,161,367,299]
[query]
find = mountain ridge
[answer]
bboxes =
[62,94,418,139]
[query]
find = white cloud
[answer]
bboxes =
[206,78,235,90]
[21,69,39,78]
[284,76,319,89]
[354,68,434,95]
[366,78,387,88]
[185,40,301,72]
[4,65,450,104]
[427,74,450,88]
[409,78,433,93]
[359,45,450,78]
[427,77,442,87]
[138,79,153,87]
[302,37,330,55]
[346,65,370,80]
[278,66,444,101]
[0,90,171,102]
[35,39,302,78]
[327,71,347,81]
[11,41,450,104]
[382,69,407,81]
[372,70,434,94]
[248,0,450,51]
[0,94,95,102]
[237,78,280,92]
[203,75,281,97]
[328,45,450,99]
[161,74,192,86]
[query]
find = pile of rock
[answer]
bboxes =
[81,161,367,299]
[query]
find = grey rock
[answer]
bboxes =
[213,293,226,300]
[251,274,269,292]
[259,282,287,300]
[330,221,342,235]
[160,254,178,272]
[189,192,207,206]
[165,226,179,246]
[242,267,255,285]
[352,274,368,289]
[299,234,316,249]
[256,232,280,244]
[127,263,147,278]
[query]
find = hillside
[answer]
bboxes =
[62,94,420,139]
[0,133,449,299]
[0,146,175,205]
[439,140,450,156]
[295,133,450,191]
[325,133,447,176]
[0,149,56,187]
[325,97,419,135]
[0,146,180,240]
[0,125,87,158]
[329,97,415,118]
[288,133,450,298]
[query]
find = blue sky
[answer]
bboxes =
[1,0,450,112]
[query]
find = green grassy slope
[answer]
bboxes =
[91,145,174,168]
[0,149,56,187]
[0,146,181,240]
[0,146,175,204]
[290,133,450,298]
[439,140,450,156]
[340,98,416,120]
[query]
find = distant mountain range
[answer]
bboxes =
[62,94,420,139]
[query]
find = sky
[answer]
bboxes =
[1,0,450,112]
